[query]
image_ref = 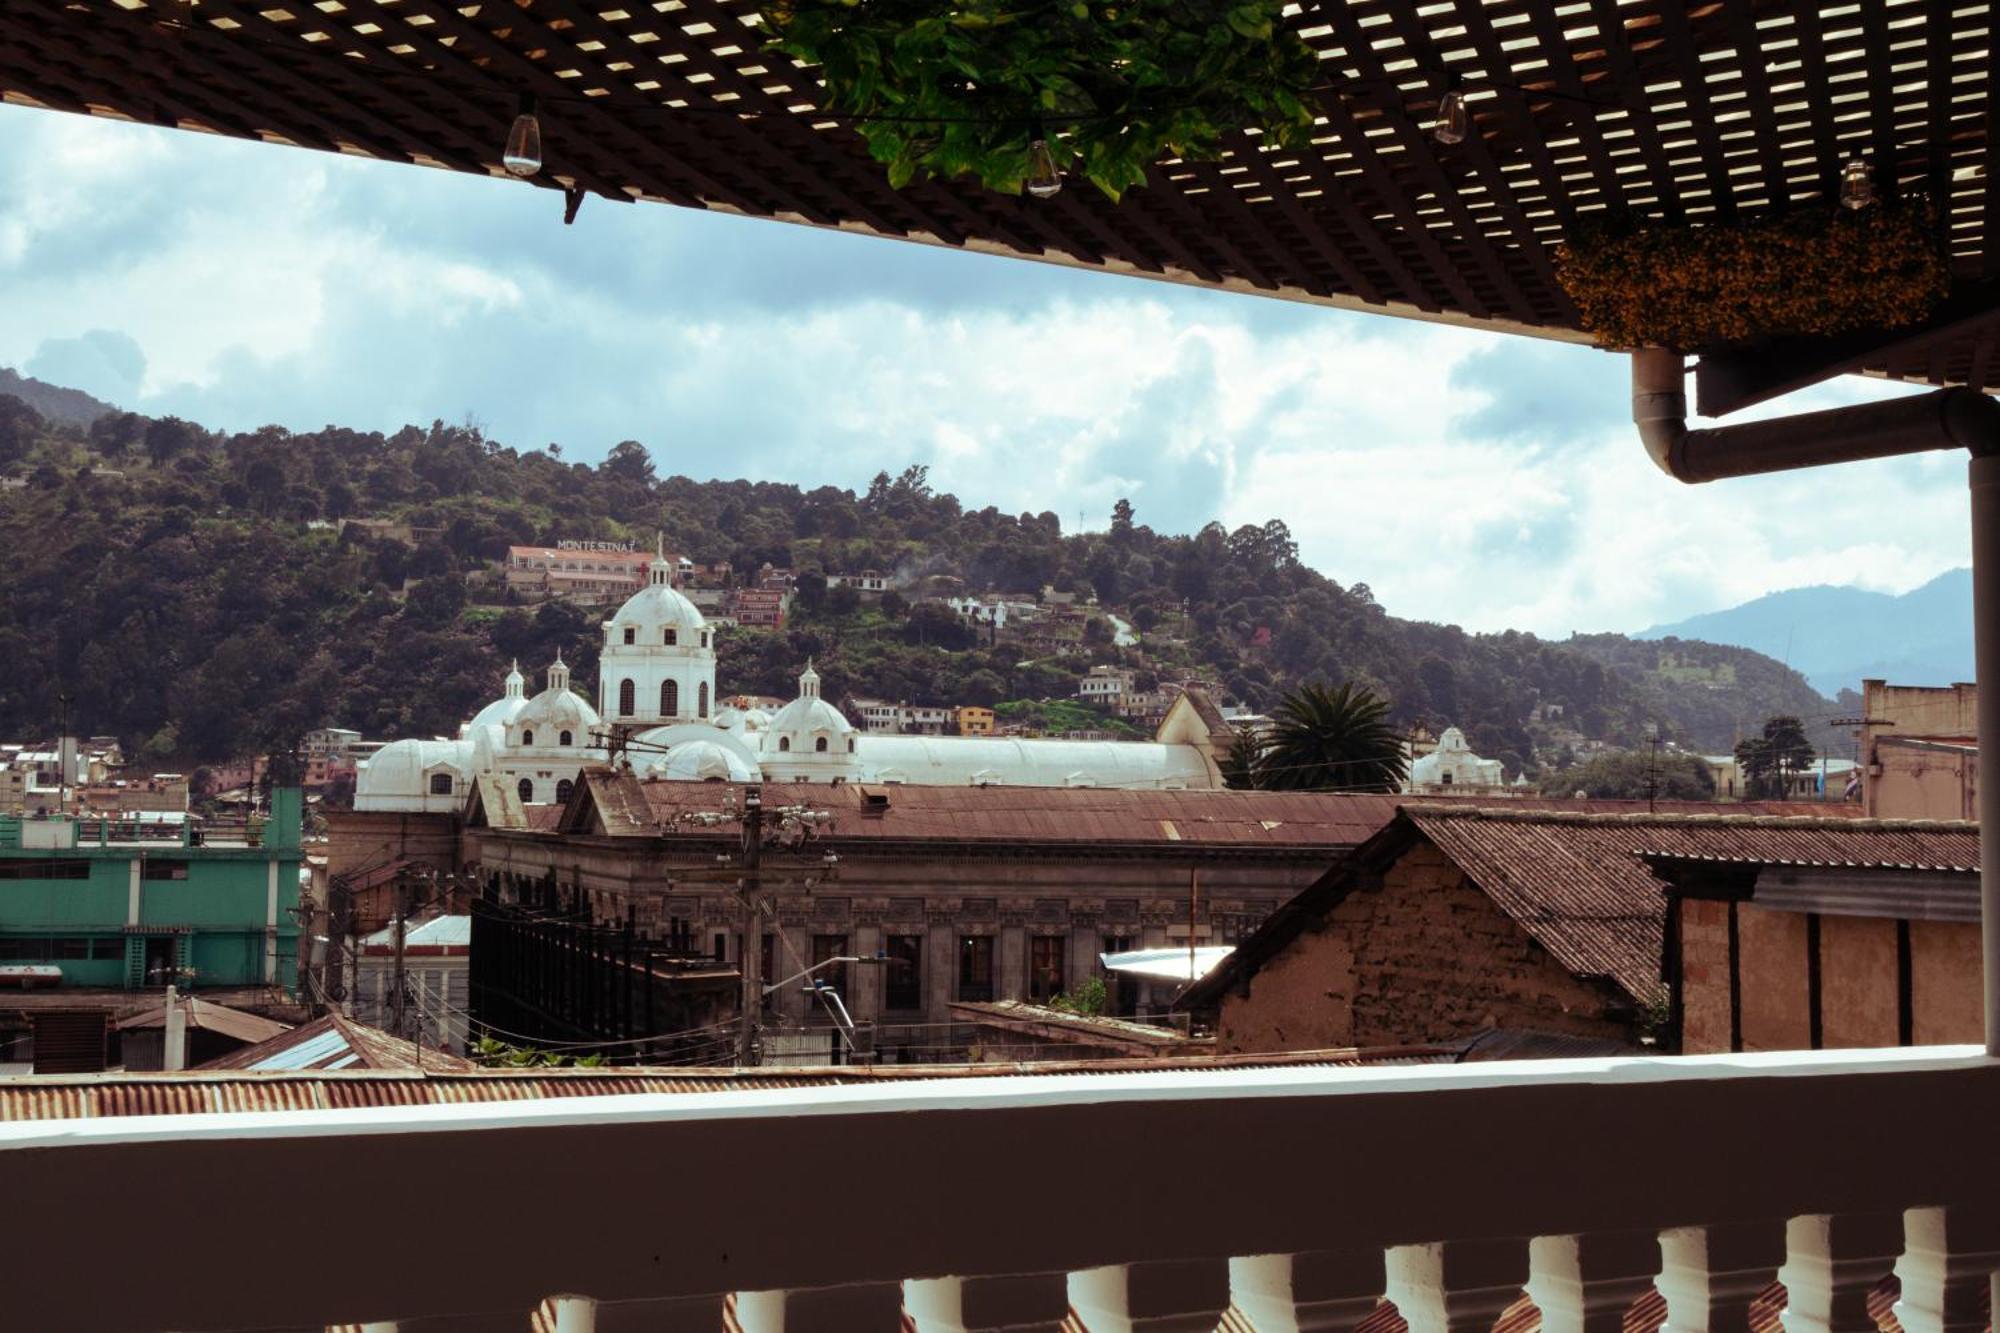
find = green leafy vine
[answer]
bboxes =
[761,0,1322,200]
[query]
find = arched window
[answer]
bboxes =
[779,737,791,752]
[847,738,856,753]
[698,683,710,718]
[665,628,678,646]
[429,772,454,796]
[558,730,572,747]
[700,632,709,649]
[622,626,635,645]
[521,728,535,746]
[815,736,829,753]
[618,678,636,717]
[662,679,680,717]
[555,778,574,804]
[517,777,534,804]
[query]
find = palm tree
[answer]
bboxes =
[1258,682,1407,793]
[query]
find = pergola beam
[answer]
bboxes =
[1696,282,2000,418]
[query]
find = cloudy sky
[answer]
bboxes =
[0,102,1972,637]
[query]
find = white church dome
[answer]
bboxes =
[658,740,760,782]
[513,655,602,744]
[762,661,857,763]
[466,660,530,733]
[612,581,707,637]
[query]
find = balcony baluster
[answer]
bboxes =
[1657,1222,1786,1333]
[1067,1259,1232,1332]
[1527,1232,1663,1333]
[1892,1207,2000,1333]
[1228,1249,1388,1333]
[905,1273,1070,1332]
[1385,1239,1529,1333]
[1779,1214,1905,1333]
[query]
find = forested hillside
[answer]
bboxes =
[0,386,1839,769]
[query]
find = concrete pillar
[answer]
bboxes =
[1656,1221,1785,1333]
[1894,1207,2000,1333]
[1970,449,2000,1054]
[1068,1260,1231,1333]
[1385,1239,1528,1333]
[1779,1213,1904,1333]
[999,924,1026,1001]
[162,984,187,1072]
[928,926,955,1023]
[1526,1231,1661,1333]
[1230,1249,1385,1333]
[853,921,882,1020]
[905,1273,1069,1332]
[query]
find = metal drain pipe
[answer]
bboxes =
[1630,347,2000,1055]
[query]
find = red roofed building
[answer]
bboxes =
[1179,806,1942,1056]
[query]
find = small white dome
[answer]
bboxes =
[609,579,706,639]
[468,694,529,732]
[659,740,760,782]
[516,687,602,737]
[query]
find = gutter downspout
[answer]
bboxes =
[1631,348,2000,1056]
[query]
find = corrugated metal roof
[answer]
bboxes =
[596,777,1850,852]
[0,1045,1457,1121]
[116,996,291,1046]
[195,1015,478,1074]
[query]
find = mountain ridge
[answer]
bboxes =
[1638,569,1972,696]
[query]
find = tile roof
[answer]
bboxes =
[1182,808,1969,1013]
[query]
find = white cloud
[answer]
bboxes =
[0,102,1976,639]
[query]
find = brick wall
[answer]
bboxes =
[1215,841,1635,1054]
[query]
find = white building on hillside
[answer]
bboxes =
[355,550,1234,811]
[1405,726,1509,795]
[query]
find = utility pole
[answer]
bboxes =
[391,878,409,1041]
[736,784,764,1067]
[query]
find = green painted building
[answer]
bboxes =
[0,788,304,993]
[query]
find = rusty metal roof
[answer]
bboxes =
[0,1044,1459,1121]
[561,771,1856,853]
[195,1014,478,1074]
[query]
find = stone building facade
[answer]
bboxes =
[457,771,1404,1050]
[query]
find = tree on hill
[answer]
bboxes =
[1538,750,1716,801]
[1735,715,1816,799]
[1254,682,1407,793]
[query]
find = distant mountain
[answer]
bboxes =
[0,367,119,429]
[1638,570,1973,697]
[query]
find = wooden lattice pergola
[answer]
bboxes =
[5,0,1997,412]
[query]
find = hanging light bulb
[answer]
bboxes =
[1025,137,1063,199]
[1432,77,1469,146]
[503,93,543,178]
[1840,156,1874,210]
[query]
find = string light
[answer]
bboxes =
[503,93,543,177]
[1840,156,1874,210]
[1025,136,1063,199]
[1431,74,1469,146]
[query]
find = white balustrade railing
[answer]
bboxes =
[4,1047,1998,1333]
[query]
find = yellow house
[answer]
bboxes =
[956,706,995,737]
